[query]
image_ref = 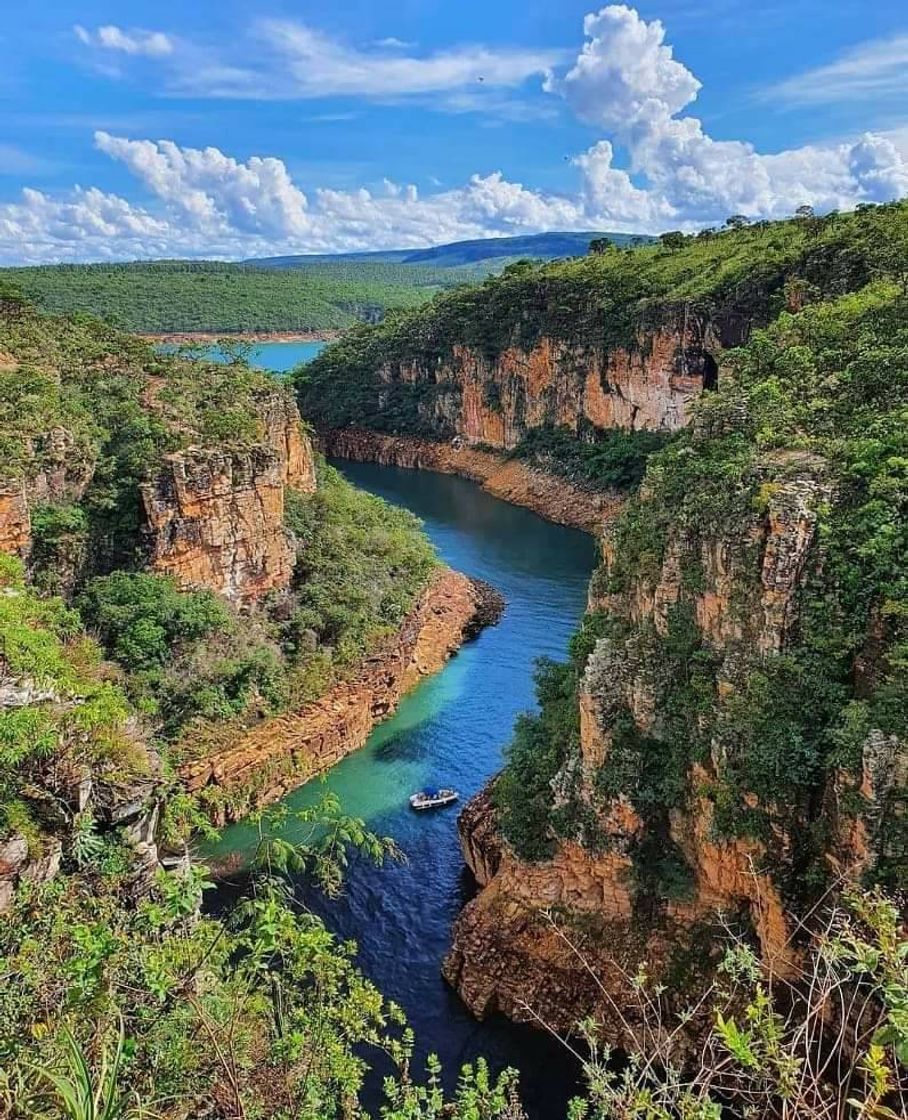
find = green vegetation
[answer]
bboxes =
[0,259,481,334]
[496,208,908,900]
[495,612,614,860]
[0,296,295,570]
[0,296,440,771]
[299,202,908,447]
[0,557,144,842]
[72,462,437,754]
[513,424,670,491]
[0,208,906,1118]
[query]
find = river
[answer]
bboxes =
[208,344,598,1116]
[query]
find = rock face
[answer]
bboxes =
[180,569,504,821]
[0,482,30,557]
[373,314,739,449]
[443,456,881,1036]
[0,650,171,913]
[141,402,315,603]
[319,428,620,536]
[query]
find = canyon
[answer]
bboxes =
[306,234,906,1055]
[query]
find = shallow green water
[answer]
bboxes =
[210,460,598,1117]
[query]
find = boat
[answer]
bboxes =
[409,787,459,811]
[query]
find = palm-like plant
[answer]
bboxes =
[26,1019,148,1120]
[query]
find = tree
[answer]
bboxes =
[659,231,687,252]
[725,214,751,230]
[588,238,614,256]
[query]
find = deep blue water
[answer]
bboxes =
[210,460,597,1117]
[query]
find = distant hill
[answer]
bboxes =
[245,231,647,270]
[0,232,651,333]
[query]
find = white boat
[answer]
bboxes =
[409,787,459,811]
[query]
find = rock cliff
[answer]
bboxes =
[140,399,315,603]
[443,282,907,1039]
[374,318,730,449]
[443,470,828,1030]
[180,568,503,822]
[0,482,30,557]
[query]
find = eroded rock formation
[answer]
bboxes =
[141,401,316,603]
[372,314,741,449]
[443,453,888,1035]
[180,568,504,822]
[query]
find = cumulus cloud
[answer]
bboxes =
[3,6,905,263]
[547,4,908,223]
[94,132,311,236]
[0,138,599,264]
[74,24,174,58]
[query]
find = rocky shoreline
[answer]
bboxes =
[139,330,341,345]
[180,568,504,823]
[318,427,621,538]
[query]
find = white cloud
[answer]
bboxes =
[546,4,908,222]
[373,38,416,50]
[267,21,557,96]
[547,6,701,131]
[2,7,905,263]
[82,18,559,102]
[766,34,908,105]
[94,132,312,236]
[74,24,174,58]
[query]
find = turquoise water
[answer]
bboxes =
[211,460,598,1117]
[164,338,326,372]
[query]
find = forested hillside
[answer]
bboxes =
[249,230,646,269]
[301,202,908,481]
[0,259,467,333]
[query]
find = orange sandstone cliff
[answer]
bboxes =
[140,399,315,604]
[443,453,899,1037]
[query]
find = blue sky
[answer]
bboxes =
[1,1,906,262]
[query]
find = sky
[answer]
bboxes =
[1,1,907,263]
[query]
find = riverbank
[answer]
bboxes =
[180,567,503,824]
[318,428,622,537]
[139,329,342,345]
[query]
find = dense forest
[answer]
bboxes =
[0,259,478,333]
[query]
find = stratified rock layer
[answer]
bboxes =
[443,455,889,1036]
[374,314,741,449]
[180,568,503,822]
[141,400,315,603]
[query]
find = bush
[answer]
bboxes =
[80,573,232,672]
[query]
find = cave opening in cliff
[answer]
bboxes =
[703,352,719,391]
